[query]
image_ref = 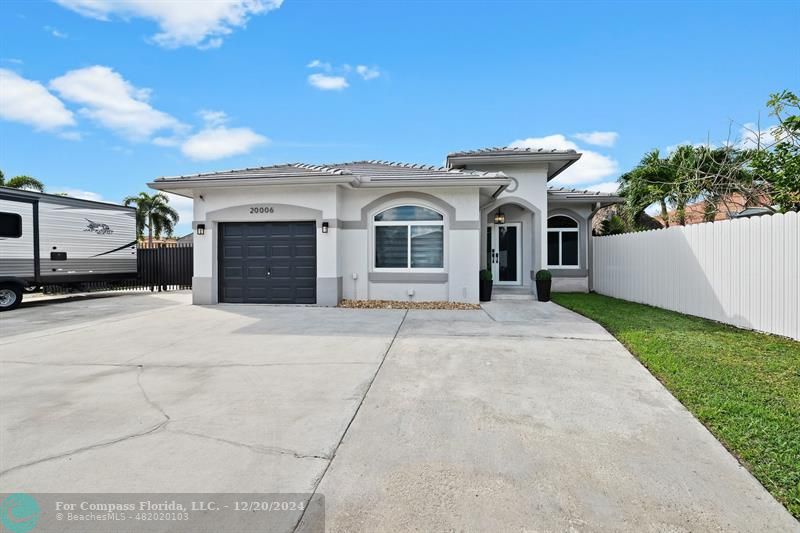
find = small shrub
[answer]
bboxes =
[535,269,552,281]
[479,269,493,282]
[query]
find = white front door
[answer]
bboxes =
[487,223,522,286]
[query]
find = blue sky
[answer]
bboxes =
[1,0,797,234]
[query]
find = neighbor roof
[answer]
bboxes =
[149,160,511,194]
[446,146,582,180]
[548,186,623,204]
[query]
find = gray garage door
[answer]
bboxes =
[219,222,316,304]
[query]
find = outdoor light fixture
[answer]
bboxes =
[196,224,205,236]
[322,222,329,233]
[494,211,506,224]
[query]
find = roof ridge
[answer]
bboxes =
[448,146,579,157]
[328,159,495,176]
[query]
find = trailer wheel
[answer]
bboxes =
[0,284,22,311]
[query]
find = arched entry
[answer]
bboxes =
[481,196,542,287]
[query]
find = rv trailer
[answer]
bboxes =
[0,187,137,310]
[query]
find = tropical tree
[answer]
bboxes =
[0,170,45,191]
[123,192,179,245]
[751,90,800,212]
[618,149,676,228]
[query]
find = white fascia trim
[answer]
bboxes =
[358,178,512,188]
[148,175,360,190]
[448,153,580,166]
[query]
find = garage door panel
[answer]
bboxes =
[247,245,268,258]
[294,244,315,257]
[219,221,317,304]
[294,266,316,279]
[246,266,267,278]
[223,245,244,259]
[270,245,291,258]
[224,266,244,279]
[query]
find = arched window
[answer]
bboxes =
[547,215,579,267]
[374,205,444,270]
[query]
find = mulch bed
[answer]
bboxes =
[339,299,480,310]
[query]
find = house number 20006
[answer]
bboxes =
[250,207,274,214]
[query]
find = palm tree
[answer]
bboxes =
[619,149,676,228]
[0,169,45,192]
[123,192,179,246]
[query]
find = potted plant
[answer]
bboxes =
[535,269,552,302]
[479,269,493,302]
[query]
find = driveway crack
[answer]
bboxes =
[137,365,171,421]
[291,309,409,532]
[0,420,167,478]
[167,429,329,460]
[0,365,172,479]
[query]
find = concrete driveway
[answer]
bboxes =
[1,293,796,532]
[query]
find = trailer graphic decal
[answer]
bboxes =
[84,218,113,235]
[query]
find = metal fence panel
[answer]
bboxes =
[42,243,193,294]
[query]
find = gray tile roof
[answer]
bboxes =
[155,160,506,182]
[327,160,504,179]
[448,146,579,157]
[155,163,349,181]
[548,186,623,203]
[548,186,619,196]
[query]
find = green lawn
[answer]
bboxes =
[552,292,800,518]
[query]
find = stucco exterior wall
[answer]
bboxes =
[188,185,481,305]
[546,201,594,292]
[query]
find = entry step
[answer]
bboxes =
[492,288,536,301]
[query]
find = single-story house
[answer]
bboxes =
[149,147,622,305]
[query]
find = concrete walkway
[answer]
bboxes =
[0,293,796,532]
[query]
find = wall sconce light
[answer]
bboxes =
[321,222,329,234]
[494,211,505,224]
[196,224,205,236]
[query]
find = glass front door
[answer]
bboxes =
[489,223,521,285]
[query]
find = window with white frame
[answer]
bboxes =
[374,205,444,270]
[547,215,579,268]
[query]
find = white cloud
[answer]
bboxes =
[738,122,779,149]
[44,25,68,38]
[509,134,619,186]
[573,131,618,147]
[306,60,381,88]
[1,58,24,64]
[181,126,268,160]
[355,65,380,80]
[52,188,105,201]
[586,181,619,194]
[306,59,332,71]
[0,68,76,131]
[58,130,82,141]
[49,65,184,141]
[308,73,349,91]
[198,109,228,127]
[54,0,282,49]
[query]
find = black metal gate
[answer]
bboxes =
[137,243,193,289]
[42,243,193,294]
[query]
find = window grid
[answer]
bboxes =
[374,205,445,272]
[547,216,579,268]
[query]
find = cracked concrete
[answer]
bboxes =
[1,293,797,532]
[0,292,404,499]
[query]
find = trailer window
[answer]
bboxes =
[0,212,22,238]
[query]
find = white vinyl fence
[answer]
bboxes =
[592,211,799,340]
